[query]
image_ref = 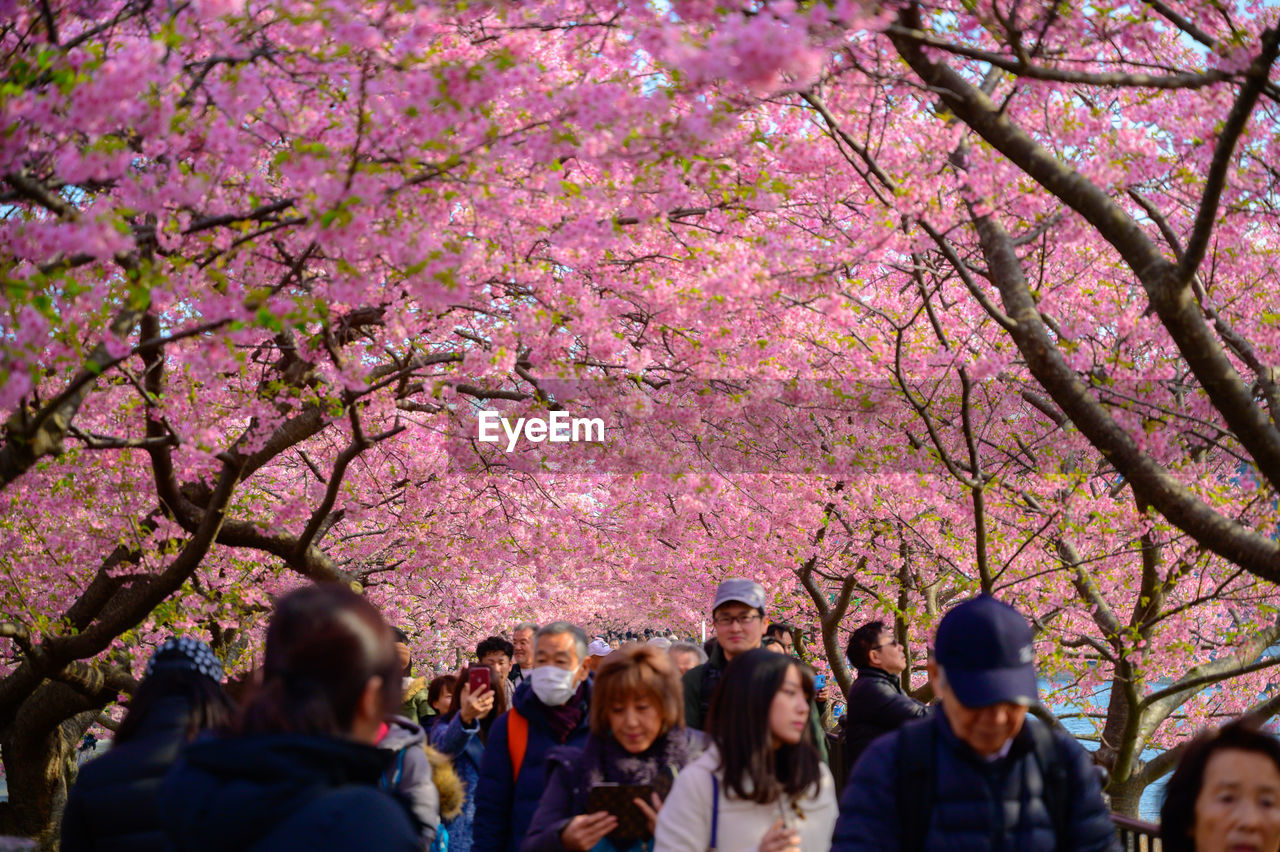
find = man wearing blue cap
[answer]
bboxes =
[832,594,1119,851]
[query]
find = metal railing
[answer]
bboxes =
[1112,813,1162,851]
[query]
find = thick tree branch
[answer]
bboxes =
[1178,27,1280,282]
[892,9,1280,498]
[967,208,1280,580]
[886,24,1231,89]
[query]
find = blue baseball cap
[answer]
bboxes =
[934,594,1037,707]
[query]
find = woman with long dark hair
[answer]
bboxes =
[161,583,419,851]
[430,663,508,852]
[653,649,837,852]
[61,637,234,851]
[1160,715,1280,852]
[523,643,705,852]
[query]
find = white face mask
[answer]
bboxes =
[530,664,579,707]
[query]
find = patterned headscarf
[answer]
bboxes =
[145,636,224,683]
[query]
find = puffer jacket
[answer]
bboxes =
[832,712,1120,851]
[380,716,441,850]
[160,732,419,852]
[61,696,192,851]
[521,727,707,852]
[842,666,928,772]
[471,679,593,852]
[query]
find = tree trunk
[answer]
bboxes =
[0,684,106,849]
[1105,772,1146,819]
[0,680,111,844]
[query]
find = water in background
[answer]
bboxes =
[1045,677,1167,822]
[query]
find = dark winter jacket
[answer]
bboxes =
[430,710,490,852]
[842,666,928,772]
[61,696,192,852]
[160,732,419,852]
[472,679,593,852]
[832,712,1120,852]
[521,727,707,852]
[380,716,441,850]
[681,644,828,762]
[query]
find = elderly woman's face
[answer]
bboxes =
[1194,748,1280,852]
[607,692,663,755]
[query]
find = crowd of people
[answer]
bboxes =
[58,579,1280,852]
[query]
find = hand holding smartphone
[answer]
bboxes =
[460,666,495,725]
[468,666,491,695]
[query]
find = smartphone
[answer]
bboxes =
[468,667,491,694]
[587,783,654,842]
[814,674,826,690]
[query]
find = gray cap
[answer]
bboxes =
[712,578,766,612]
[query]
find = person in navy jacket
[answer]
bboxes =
[472,622,593,852]
[832,595,1119,852]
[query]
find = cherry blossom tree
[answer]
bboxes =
[5,0,1280,843]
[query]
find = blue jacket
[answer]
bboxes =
[160,732,419,852]
[472,679,592,852]
[430,712,489,852]
[833,712,1119,851]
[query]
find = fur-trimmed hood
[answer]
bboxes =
[425,744,464,820]
[403,676,428,703]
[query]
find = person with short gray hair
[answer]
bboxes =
[510,621,538,687]
[668,641,707,675]
[472,620,593,852]
[534,621,588,666]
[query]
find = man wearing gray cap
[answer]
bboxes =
[832,594,1118,851]
[682,578,828,762]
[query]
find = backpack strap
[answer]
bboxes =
[1027,718,1068,850]
[508,708,529,782]
[709,774,720,852]
[379,747,408,791]
[894,720,936,852]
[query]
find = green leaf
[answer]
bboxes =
[256,306,284,333]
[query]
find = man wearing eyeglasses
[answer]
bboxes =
[840,620,929,775]
[681,578,828,762]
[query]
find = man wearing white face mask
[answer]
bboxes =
[472,622,593,852]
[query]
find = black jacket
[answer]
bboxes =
[832,712,1120,851]
[842,666,928,772]
[681,645,828,762]
[61,696,192,852]
[161,732,419,852]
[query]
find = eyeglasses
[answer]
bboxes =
[713,613,762,627]
[872,639,902,651]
